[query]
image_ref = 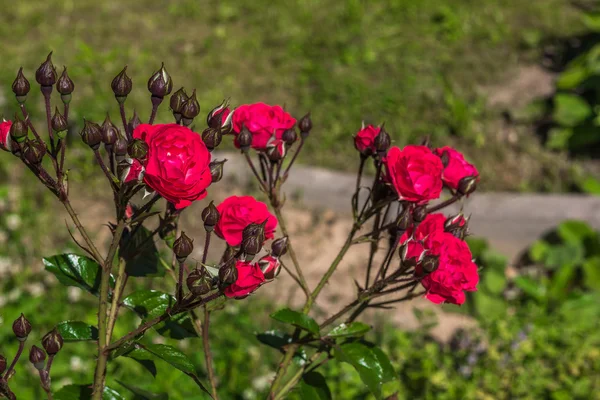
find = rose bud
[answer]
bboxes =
[0,355,6,375]
[181,89,200,126]
[458,176,478,196]
[127,139,149,161]
[202,201,220,232]
[395,205,413,232]
[147,63,173,99]
[440,150,450,168]
[209,159,226,183]
[29,345,46,370]
[111,66,133,102]
[0,120,13,153]
[128,110,142,133]
[186,267,213,296]
[271,236,288,257]
[170,87,188,123]
[202,127,222,151]
[258,255,281,280]
[12,67,31,103]
[413,206,427,223]
[445,213,469,240]
[421,135,431,148]
[102,114,119,146]
[219,260,238,287]
[374,125,391,156]
[266,139,286,162]
[13,313,32,340]
[298,112,312,138]
[173,231,194,262]
[241,221,266,257]
[51,107,68,137]
[114,137,128,157]
[35,52,57,87]
[41,328,64,355]
[80,119,103,150]
[421,254,440,274]
[10,115,29,144]
[57,66,75,104]
[282,128,297,145]
[207,99,231,129]
[237,126,253,152]
[22,140,46,165]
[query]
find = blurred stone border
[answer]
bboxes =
[214,151,600,260]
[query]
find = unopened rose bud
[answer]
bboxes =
[10,115,29,144]
[128,110,142,133]
[114,137,128,157]
[202,201,220,231]
[258,255,281,280]
[51,107,68,137]
[267,140,286,162]
[29,345,46,370]
[23,140,46,165]
[147,63,173,98]
[12,67,31,102]
[241,221,266,257]
[173,231,194,262]
[80,119,103,150]
[282,128,297,145]
[421,135,431,148]
[207,100,230,129]
[41,328,64,355]
[111,66,133,102]
[181,89,200,125]
[445,214,469,240]
[202,128,222,151]
[422,254,439,273]
[57,66,75,105]
[186,267,213,296]
[127,139,148,161]
[396,205,413,232]
[271,237,288,257]
[219,261,238,287]
[298,112,312,138]
[13,313,32,340]
[170,87,188,123]
[35,52,57,87]
[413,206,427,223]
[209,159,225,183]
[440,150,450,168]
[102,115,119,146]
[0,355,6,374]
[458,176,477,196]
[374,126,391,155]
[237,127,253,152]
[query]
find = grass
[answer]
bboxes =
[0,0,585,191]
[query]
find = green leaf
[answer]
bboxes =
[139,343,195,374]
[334,342,393,399]
[327,322,371,338]
[57,321,99,341]
[473,290,507,320]
[121,226,164,277]
[557,220,596,244]
[256,330,293,350]
[370,346,396,383]
[529,240,550,263]
[482,269,507,295]
[271,308,320,335]
[583,12,600,32]
[514,276,547,301]
[552,93,592,127]
[582,256,600,291]
[548,263,576,301]
[546,127,573,150]
[43,254,114,296]
[544,242,585,270]
[293,372,332,399]
[54,385,124,400]
[116,380,168,400]
[577,174,600,195]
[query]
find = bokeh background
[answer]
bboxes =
[1,1,600,399]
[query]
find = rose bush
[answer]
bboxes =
[133,123,212,209]
[214,195,278,246]
[232,103,296,149]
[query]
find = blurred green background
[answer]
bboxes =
[2,0,600,399]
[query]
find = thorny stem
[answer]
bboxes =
[19,103,44,144]
[130,193,161,222]
[62,199,103,263]
[272,207,310,298]
[279,260,305,291]
[119,103,130,140]
[106,258,128,343]
[177,259,185,303]
[244,152,269,193]
[3,341,25,380]
[364,209,382,288]
[94,149,119,191]
[149,96,162,125]
[202,231,211,265]
[203,306,219,400]
[283,137,305,179]
[38,368,53,400]
[426,194,461,213]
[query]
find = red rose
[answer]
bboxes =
[224,260,266,298]
[121,157,144,183]
[418,231,479,305]
[257,255,281,280]
[354,124,380,155]
[434,146,479,190]
[133,123,212,210]
[0,120,13,152]
[232,103,296,150]
[400,213,446,243]
[384,145,443,204]
[214,196,278,246]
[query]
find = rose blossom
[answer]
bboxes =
[133,123,212,210]
[215,196,278,247]
[224,260,266,298]
[0,120,13,152]
[257,255,281,280]
[384,145,443,204]
[400,213,446,244]
[434,146,479,190]
[121,158,144,183]
[232,103,296,150]
[354,124,380,155]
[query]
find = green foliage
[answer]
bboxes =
[270,308,320,335]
